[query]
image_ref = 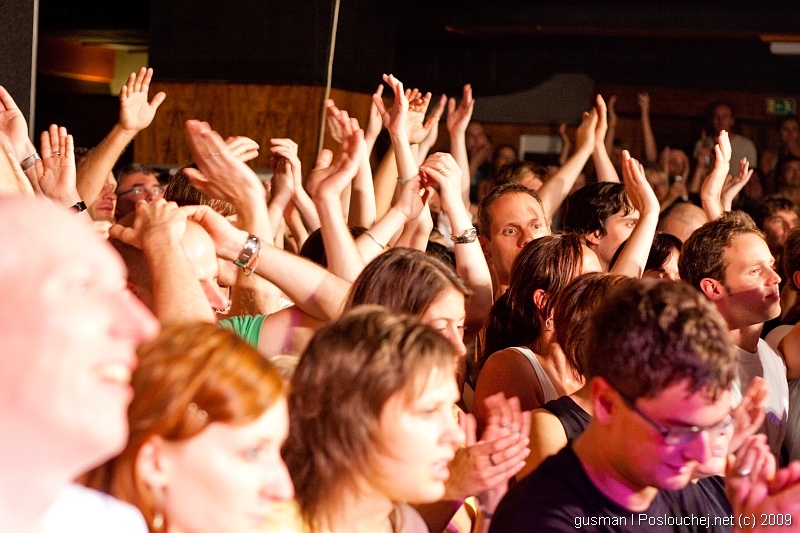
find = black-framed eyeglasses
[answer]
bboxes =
[117,185,165,197]
[619,393,734,447]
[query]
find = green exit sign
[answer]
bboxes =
[766,98,796,116]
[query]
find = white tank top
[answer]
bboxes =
[508,346,559,404]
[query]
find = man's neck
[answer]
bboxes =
[572,424,659,512]
[728,323,764,353]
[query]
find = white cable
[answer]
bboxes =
[317,0,342,156]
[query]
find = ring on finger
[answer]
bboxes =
[438,166,448,173]
[52,151,61,156]
[736,467,752,477]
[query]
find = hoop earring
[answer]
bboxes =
[545,315,554,332]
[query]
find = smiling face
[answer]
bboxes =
[0,199,160,474]
[608,380,731,492]
[371,367,463,504]
[481,192,550,286]
[150,398,293,533]
[715,233,782,328]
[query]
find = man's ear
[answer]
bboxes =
[585,230,603,246]
[699,277,725,301]
[793,271,800,292]
[591,377,615,425]
[478,235,491,260]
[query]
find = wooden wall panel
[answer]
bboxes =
[135,83,324,175]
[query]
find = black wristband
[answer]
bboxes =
[71,201,87,213]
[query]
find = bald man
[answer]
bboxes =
[658,202,708,243]
[0,197,159,532]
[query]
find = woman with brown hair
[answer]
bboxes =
[474,233,602,431]
[270,306,463,532]
[83,322,293,533]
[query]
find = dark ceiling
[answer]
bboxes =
[38,0,800,96]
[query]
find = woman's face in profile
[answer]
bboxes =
[139,398,294,533]
[369,367,464,505]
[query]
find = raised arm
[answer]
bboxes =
[603,95,618,157]
[416,94,447,165]
[270,138,320,233]
[557,123,571,166]
[312,113,368,282]
[592,94,620,183]
[700,130,732,221]
[609,150,660,278]
[446,84,475,207]
[76,68,165,206]
[182,204,350,322]
[537,109,597,219]
[183,119,282,316]
[110,199,215,323]
[638,93,658,165]
[721,158,754,212]
[0,85,39,190]
[35,125,86,220]
[326,99,377,228]
[420,153,493,336]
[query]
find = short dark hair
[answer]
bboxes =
[563,182,633,238]
[678,211,762,289]
[587,279,737,401]
[477,182,544,238]
[752,195,798,230]
[299,226,367,268]
[779,156,800,187]
[494,161,548,186]
[115,163,160,187]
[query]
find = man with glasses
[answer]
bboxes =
[115,164,164,219]
[490,280,739,532]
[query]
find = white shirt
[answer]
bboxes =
[43,484,147,533]
[730,339,789,457]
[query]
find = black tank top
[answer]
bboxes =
[541,396,590,441]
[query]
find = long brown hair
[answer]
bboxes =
[82,322,285,531]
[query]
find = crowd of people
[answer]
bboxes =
[4,65,800,532]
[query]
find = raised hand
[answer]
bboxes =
[730,376,768,455]
[700,130,732,220]
[118,67,166,134]
[110,198,186,250]
[637,92,650,115]
[444,393,531,502]
[721,157,754,211]
[446,84,475,135]
[594,94,610,146]
[575,109,598,155]
[225,136,260,162]
[621,150,660,216]
[36,124,80,206]
[607,94,618,127]
[419,152,464,213]
[310,115,363,201]
[183,120,264,205]
[0,86,36,161]
[406,86,433,144]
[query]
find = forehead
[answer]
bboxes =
[118,171,159,190]
[724,232,771,262]
[421,288,465,321]
[489,192,544,226]
[713,105,733,117]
